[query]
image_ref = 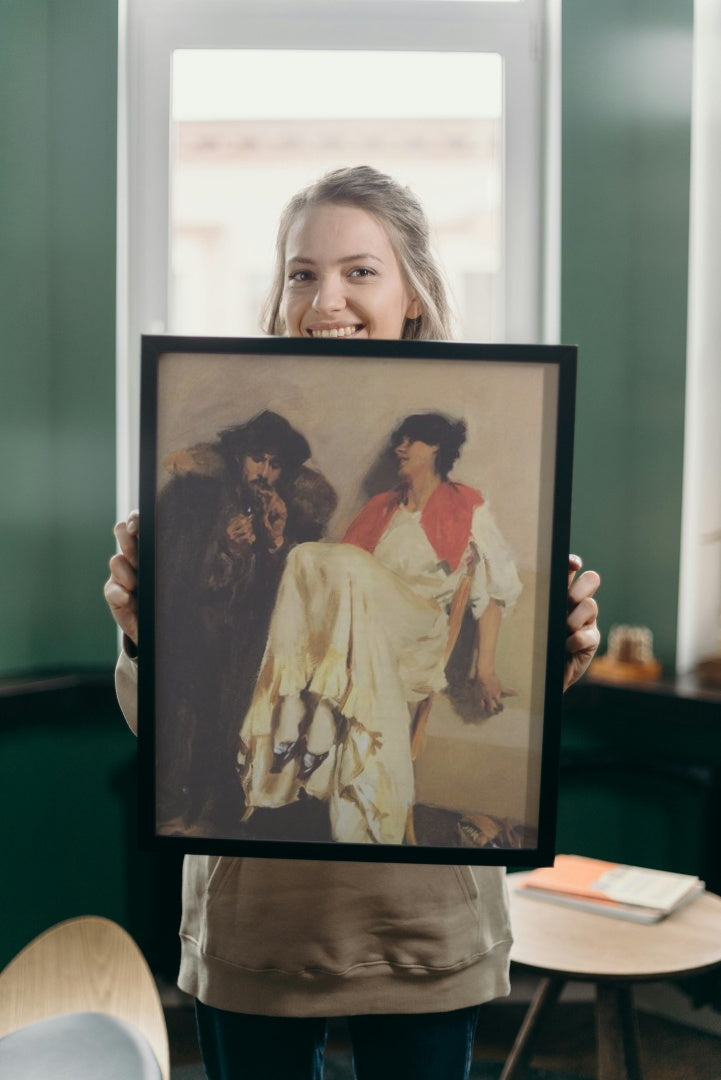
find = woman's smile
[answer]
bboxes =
[306,323,364,339]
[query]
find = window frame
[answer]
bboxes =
[117,0,558,510]
[677,0,721,674]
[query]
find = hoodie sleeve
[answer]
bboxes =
[115,646,139,736]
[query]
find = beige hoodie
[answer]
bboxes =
[116,650,512,1016]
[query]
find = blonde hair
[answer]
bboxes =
[262,165,454,341]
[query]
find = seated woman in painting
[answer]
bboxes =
[236,411,522,846]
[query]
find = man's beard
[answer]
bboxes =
[242,477,275,510]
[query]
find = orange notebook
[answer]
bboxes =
[517,855,704,923]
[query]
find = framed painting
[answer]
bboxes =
[138,335,576,865]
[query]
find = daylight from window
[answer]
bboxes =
[170,50,504,341]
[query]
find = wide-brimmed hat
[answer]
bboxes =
[217,410,311,476]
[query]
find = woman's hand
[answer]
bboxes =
[474,670,518,717]
[565,554,601,690]
[103,510,139,646]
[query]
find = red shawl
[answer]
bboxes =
[342,482,484,572]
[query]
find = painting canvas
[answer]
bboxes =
[138,336,576,865]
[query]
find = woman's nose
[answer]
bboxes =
[313,274,345,314]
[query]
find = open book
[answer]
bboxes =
[516,854,705,923]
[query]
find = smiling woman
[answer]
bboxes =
[263,166,452,341]
[282,205,421,340]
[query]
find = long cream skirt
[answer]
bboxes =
[237,542,448,844]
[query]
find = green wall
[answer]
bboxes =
[0,0,693,677]
[1,683,183,974]
[0,0,131,969]
[562,0,693,669]
[0,0,118,675]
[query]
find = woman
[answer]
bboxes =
[238,410,522,846]
[105,165,601,1080]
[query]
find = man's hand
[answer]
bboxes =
[565,554,601,690]
[225,512,256,552]
[260,490,288,552]
[104,510,139,646]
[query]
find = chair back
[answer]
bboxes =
[0,915,170,1079]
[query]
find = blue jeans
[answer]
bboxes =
[195,1000,481,1080]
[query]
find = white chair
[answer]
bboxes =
[0,915,170,1079]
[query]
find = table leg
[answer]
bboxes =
[596,982,643,1080]
[499,976,565,1080]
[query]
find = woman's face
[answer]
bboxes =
[394,435,438,483]
[281,203,421,340]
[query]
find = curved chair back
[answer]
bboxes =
[0,915,169,1079]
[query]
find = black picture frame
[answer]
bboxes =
[138,335,576,865]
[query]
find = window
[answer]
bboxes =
[118,0,556,509]
[170,49,503,340]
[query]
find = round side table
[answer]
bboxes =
[503,873,721,1080]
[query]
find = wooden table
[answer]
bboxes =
[503,873,721,1080]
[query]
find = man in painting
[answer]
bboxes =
[155,409,337,833]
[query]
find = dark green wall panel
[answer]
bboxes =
[562,0,693,669]
[0,3,55,669]
[0,684,184,977]
[1,702,133,965]
[0,0,118,675]
[47,2,119,667]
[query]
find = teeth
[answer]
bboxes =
[311,326,359,338]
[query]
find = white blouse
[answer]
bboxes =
[372,502,523,618]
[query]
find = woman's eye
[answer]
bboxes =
[349,267,375,279]
[288,270,313,283]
